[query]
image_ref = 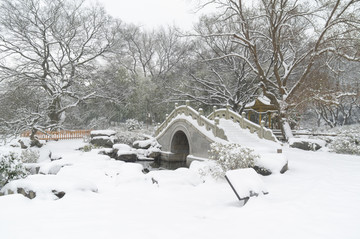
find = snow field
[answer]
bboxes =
[0,140,360,239]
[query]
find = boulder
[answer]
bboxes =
[17,188,37,199]
[52,190,66,199]
[0,175,98,200]
[39,162,72,175]
[49,151,62,161]
[114,151,138,162]
[18,139,28,149]
[133,139,152,149]
[24,164,41,175]
[90,136,115,148]
[111,143,138,162]
[30,138,43,148]
[254,153,288,176]
[289,139,323,151]
[90,130,116,138]
[147,150,161,159]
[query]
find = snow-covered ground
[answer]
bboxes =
[1,139,360,239]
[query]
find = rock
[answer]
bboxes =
[39,162,72,175]
[147,151,161,159]
[90,136,115,148]
[30,138,43,148]
[253,166,272,176]
[133,139,152,149]
[16,188,37,199]
[97,148,114,156]
[114,151,138,162]
[290,140,322,151]
[49,151,62,161]
[254,153,288,176]
[24,164,41,175]
[18,139,28,149]
[90,130,116,138]
[52,190,66,199]
[111,144,138,162]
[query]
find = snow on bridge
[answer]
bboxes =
[155,101,285,171]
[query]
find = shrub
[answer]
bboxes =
[20,149,40,163]
[80,144,101,152]
[0,152,29,187]
[329,133,360,155]
[125,119,143,131]
[209,142,259,178]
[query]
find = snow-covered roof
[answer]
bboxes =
[245,96,272,108]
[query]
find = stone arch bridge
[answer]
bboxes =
[155,101,280,166]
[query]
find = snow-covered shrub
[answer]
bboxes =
[20,149,40,163]
[0,152,29,188]
[329,133,360,155]
[80,144,101,152]
[208,142,259,178]
[125,119,143,131]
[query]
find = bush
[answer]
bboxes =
[329,133,360,155]
[20,149,40,163]
[125,119,143,131]
[0,152,29,188]
[208,142,259,178]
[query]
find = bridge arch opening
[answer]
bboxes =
[170,130,190,161]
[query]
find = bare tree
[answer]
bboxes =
[0,0,120,137]
[108,25,194,122]
[196,0,360,140]
[171,14,259,112]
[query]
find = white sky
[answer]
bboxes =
[97,0,207,30]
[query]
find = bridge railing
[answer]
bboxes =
[155,101,227,140]
[207,105,278,142]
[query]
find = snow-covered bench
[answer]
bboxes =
[225,168,268,206]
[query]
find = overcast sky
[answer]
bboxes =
[97,0,212,30]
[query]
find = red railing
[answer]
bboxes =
[20,130,91,140]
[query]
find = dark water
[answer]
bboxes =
[137,159,187,172]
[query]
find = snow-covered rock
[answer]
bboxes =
[132,137,161,150]
[0,174,98,200]
[39,161,72,175]
[90,130,116,138]
[225,168,268,205]
[115,151,138,162]
[254,153,288,175]
[112,144,138,162]
[90,136,116,148]
[113,144,132,151]
[24,163,41,175]
[289,138,325,151]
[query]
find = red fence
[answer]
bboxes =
[21,130,91,140]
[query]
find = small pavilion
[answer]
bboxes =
[244,96,277,128]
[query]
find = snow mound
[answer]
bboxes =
[115,163,146,184]
[1,174,98,200]
[146,168,203,186]
[256,153,288,174]
[39,161,72,175]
